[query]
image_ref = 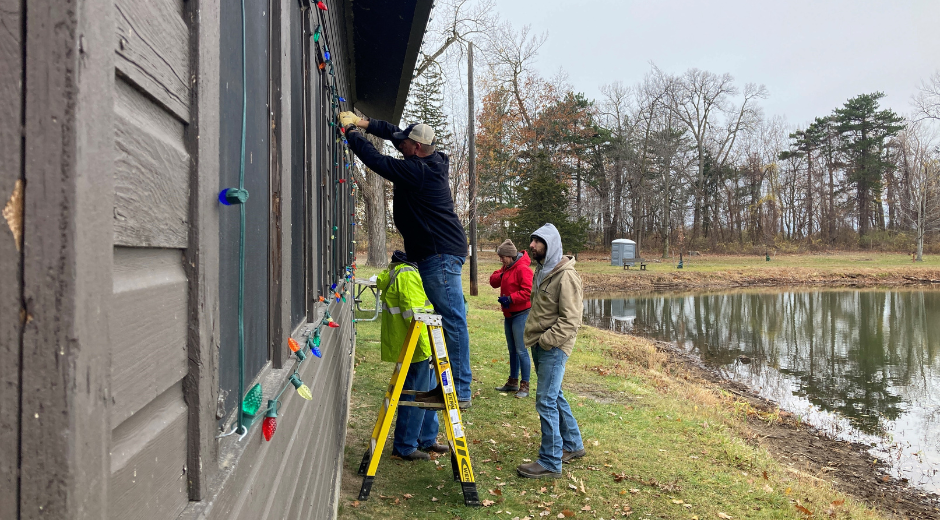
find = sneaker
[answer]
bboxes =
[516,461,561,479]
[419,443,450,453]
[395,450,430,461]
[514,381,530,398]
[562,448,586,463]
[495,378,520,392]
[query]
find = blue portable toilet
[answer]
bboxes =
[611,239,637,266]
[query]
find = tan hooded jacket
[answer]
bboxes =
[523,255,583,356]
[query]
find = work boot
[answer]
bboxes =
[395,450,430,461]
[419,442,450,454]
[516,461,561,479]
[495,378,520,392]
[514,380,530,398]
[562,448,586,463]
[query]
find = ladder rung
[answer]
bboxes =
[397,401,446,409]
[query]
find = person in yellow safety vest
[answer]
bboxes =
[376,250,449,460]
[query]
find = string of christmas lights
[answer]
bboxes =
[217,2,361,442]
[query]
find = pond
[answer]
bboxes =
[583,289,940,493]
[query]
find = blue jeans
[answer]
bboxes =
[505,310,531,382]
[393,359,440,456]
[417,254,471,401]
[532,346,583,473]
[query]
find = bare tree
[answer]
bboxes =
[666,68,766,242]
[913,70,940,122]
[486,23,547,130]
[352,131,391,267]
[413,0,496,80]
[896,119,940,260]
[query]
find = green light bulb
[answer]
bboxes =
[242,383,263,416]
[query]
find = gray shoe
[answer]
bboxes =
[514,381,530,398]
[516,461,561,479]
[562,448,586,463]
[396,450,430,461]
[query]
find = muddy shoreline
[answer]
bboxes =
[580,271,940,518]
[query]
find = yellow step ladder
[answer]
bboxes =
[357,312,480,507]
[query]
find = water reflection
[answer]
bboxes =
[584,289,940,492]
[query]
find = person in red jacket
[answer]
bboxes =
[489,239,534,398]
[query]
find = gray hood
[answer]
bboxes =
[531,223,563,289]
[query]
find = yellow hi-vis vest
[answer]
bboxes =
[375,261,433,363]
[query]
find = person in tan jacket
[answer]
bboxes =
[516,223,586,479]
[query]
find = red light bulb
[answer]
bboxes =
[317,1,327,10]
[262,416,277,441]
[262,400,278,441]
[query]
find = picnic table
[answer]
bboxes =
[622,257,647,270]
[354,278,381,322]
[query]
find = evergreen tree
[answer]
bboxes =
[511,151,589,255]
[834,92,904,237]
[402,65,452,154]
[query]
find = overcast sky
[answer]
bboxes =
[492,0,939,126]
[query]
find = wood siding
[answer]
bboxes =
[108,0,192,516]
[0,0,24,514]
[4,0,381,517]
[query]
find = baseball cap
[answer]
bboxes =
[391,123,435,146]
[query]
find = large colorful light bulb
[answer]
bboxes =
[289,374,313,400]
[307,334,322,358]
[288,337,301,352]
[262,400,278,441]
[242,383,263,416]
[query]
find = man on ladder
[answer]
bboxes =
[375,250,448,460]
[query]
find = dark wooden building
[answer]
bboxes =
[0,0,430,518]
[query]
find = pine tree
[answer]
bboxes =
[511,151,589,255]
[834,92,904,237]
[402,66,452,154]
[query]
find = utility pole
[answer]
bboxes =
[468,41,478,296]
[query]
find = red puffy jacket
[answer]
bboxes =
[489,251,533,317]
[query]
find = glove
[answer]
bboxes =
[339,111,360,128]
[497,295,512,308]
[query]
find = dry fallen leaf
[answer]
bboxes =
[763,484,773,493]
[629,488,640,494]
[539,487,548,493]
[482,499,495,507]
[402,494,413,499]
[431,497,438,502]
[795,503,813,516]
[672,499,684,504]
[560,510,575,517]
[581,505,592,511]
[831,498,845,506]
[613,472,628,482]
[717,513,732,519]
[488,488,503,496]
[350,501,360,508]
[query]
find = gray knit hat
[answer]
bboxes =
[496,239,517,258]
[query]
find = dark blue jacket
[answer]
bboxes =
[347,119,467,262]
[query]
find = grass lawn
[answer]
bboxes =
[338,258,890,519]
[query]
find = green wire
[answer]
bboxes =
[237,0,247,433]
